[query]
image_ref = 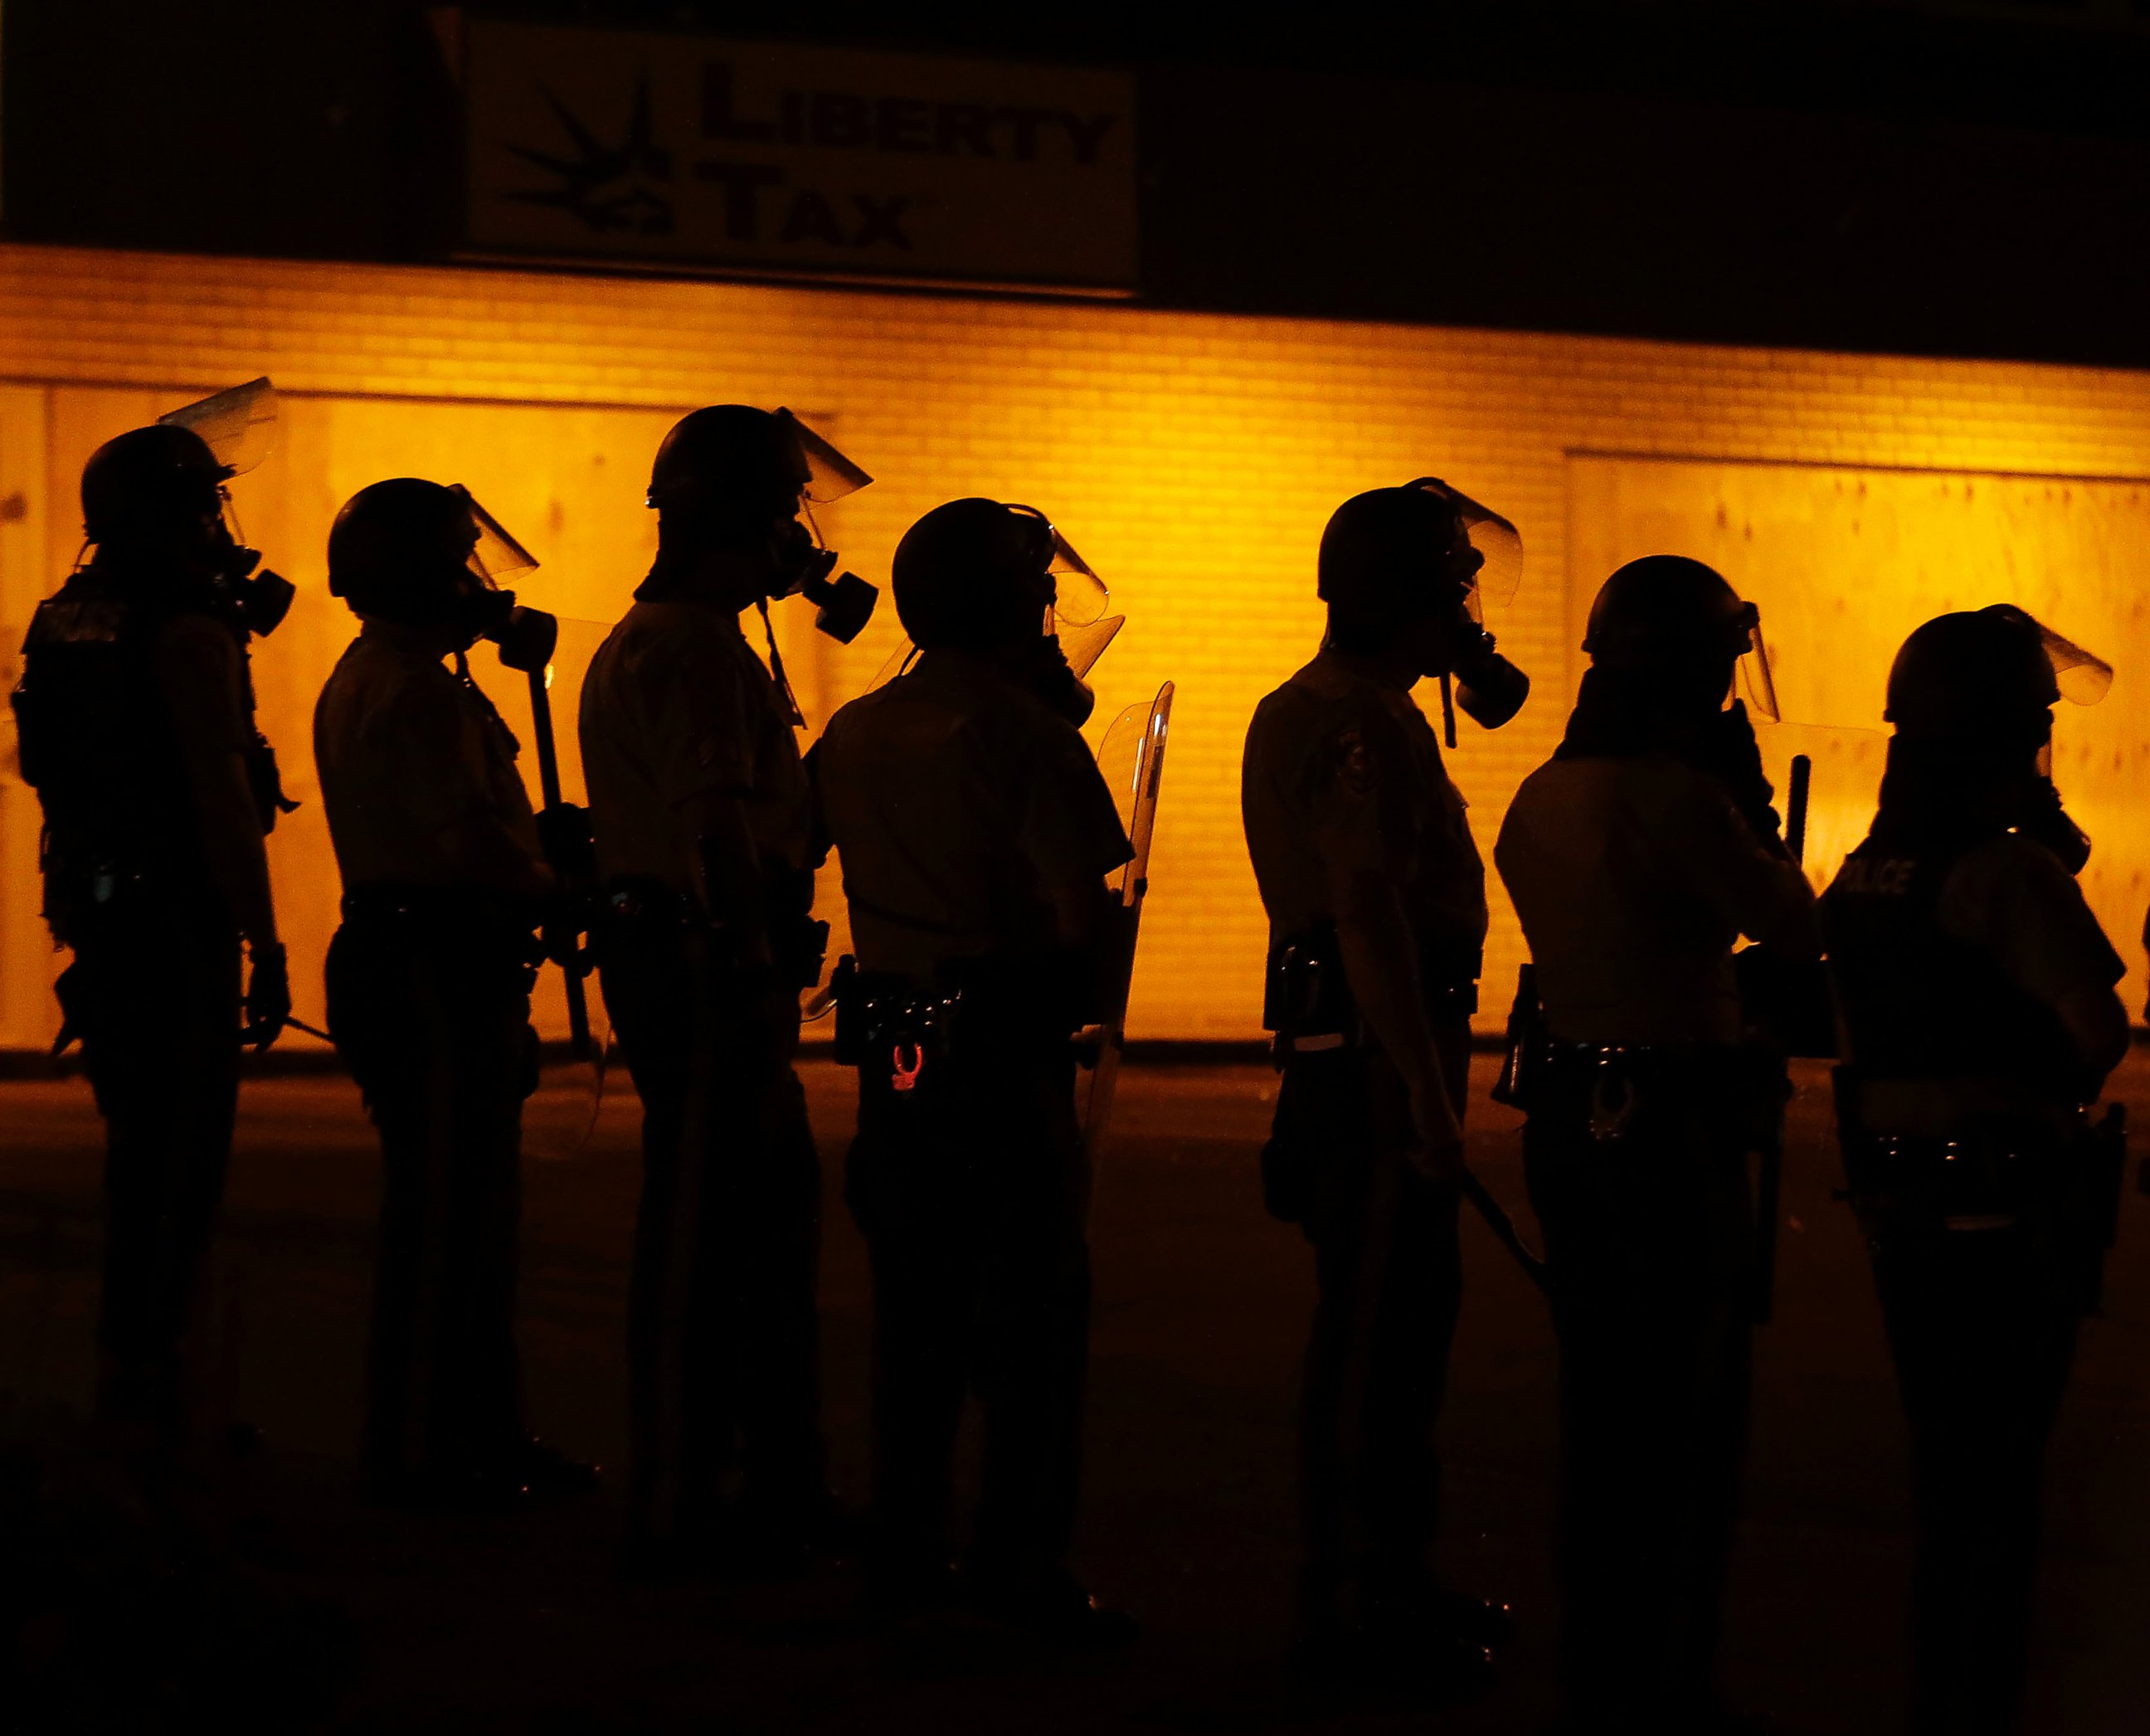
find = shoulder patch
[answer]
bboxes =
[1333,727,1374,795]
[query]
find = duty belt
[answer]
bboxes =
[339,884,540,966]
[1534,1040,1763,1144]
[830,951,1078,1094]
[830,959,962,1095]
[1834,1066,2094,1235]
[599,878,701,930]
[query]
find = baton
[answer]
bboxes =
[1459,1170,1550,1295]
[1753,751,1812,1325]
[526,666,592,1062]
[233,1014,333,1048]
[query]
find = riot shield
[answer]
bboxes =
[1077,681,1174,1164]
[1751,718,1888,892]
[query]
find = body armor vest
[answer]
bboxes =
[12,567,226,932]
[1821,825,2081,1109]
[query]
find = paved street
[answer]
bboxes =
[1,1051,2146,1732]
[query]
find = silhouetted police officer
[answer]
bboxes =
[11,422,293,1452]
[1823,606,2128,1736]
[318,478,593,1510]
[1242,481,1529,1688]
[815,498,1136,1643]
[580,407,839,1572]
[1496,557,1816,1734]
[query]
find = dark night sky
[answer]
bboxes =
[7,0,2150,366]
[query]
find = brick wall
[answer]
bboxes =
[2,242,2148,1050]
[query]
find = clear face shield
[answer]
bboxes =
[2036,618,2114,708]
[771,407,880,644]
[1402,478,1529,741]
[1403,477,1522,626]
[2018,612,2113,782]
[157,377,294,635]
[443,484,551,664]
[1017,507,1121,681]
[158,377,279,478]
[1732,601,1781,722]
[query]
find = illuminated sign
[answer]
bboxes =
[460,20,1138,292]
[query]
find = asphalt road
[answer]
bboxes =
[1,1051,2147,1733]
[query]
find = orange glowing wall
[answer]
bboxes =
[2,243,2150,1051]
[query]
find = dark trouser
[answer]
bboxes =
[847,1039,1091,1587]
[69,898,242,1432]
[327,911,534,1483]
[1869,1219,2081,1736]
[599,917,823,1543]
[1525,1072,1756,1729]
[1266,1026,1468,1633]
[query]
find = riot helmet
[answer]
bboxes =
[1583,555,1777,719]
[891,498,1111,722]
[1321,484,1472,629]
[81,379,294,637]
[1319,479,1530,734]
[893,498,1078,649]
[646,404,878,642]
[328,478,538,648]
[80,425,226,552]
[1884,605,2109,746]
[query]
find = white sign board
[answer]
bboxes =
[462,21,1139,292]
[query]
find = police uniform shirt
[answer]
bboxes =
[1240,649,1489,970]
[1496,754,1811,1047]
[815,650,1133,984]
[314,620,541,892]
[579,600,811,897]
[1826,834,2123,1060]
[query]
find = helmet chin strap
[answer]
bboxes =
[755,597,806,728]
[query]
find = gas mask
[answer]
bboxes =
[769,513,878,644]
[1402,479,1532,747]
[158,378,293,639]
[203,528,295,638]
[446,485,547,657]
[760,410,879,644]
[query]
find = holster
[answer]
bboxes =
[1262,924,1479,1069]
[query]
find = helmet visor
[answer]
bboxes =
[776,408,873,506]
[1058,614,1124,680]
[1739,615,1781,722]
[1004,503,1109,628]
[1048,527,1109,628]
[449,484,540,586]
[2036,618,2113,705]
[158,377,279,476]
[1408,477,1522,611]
